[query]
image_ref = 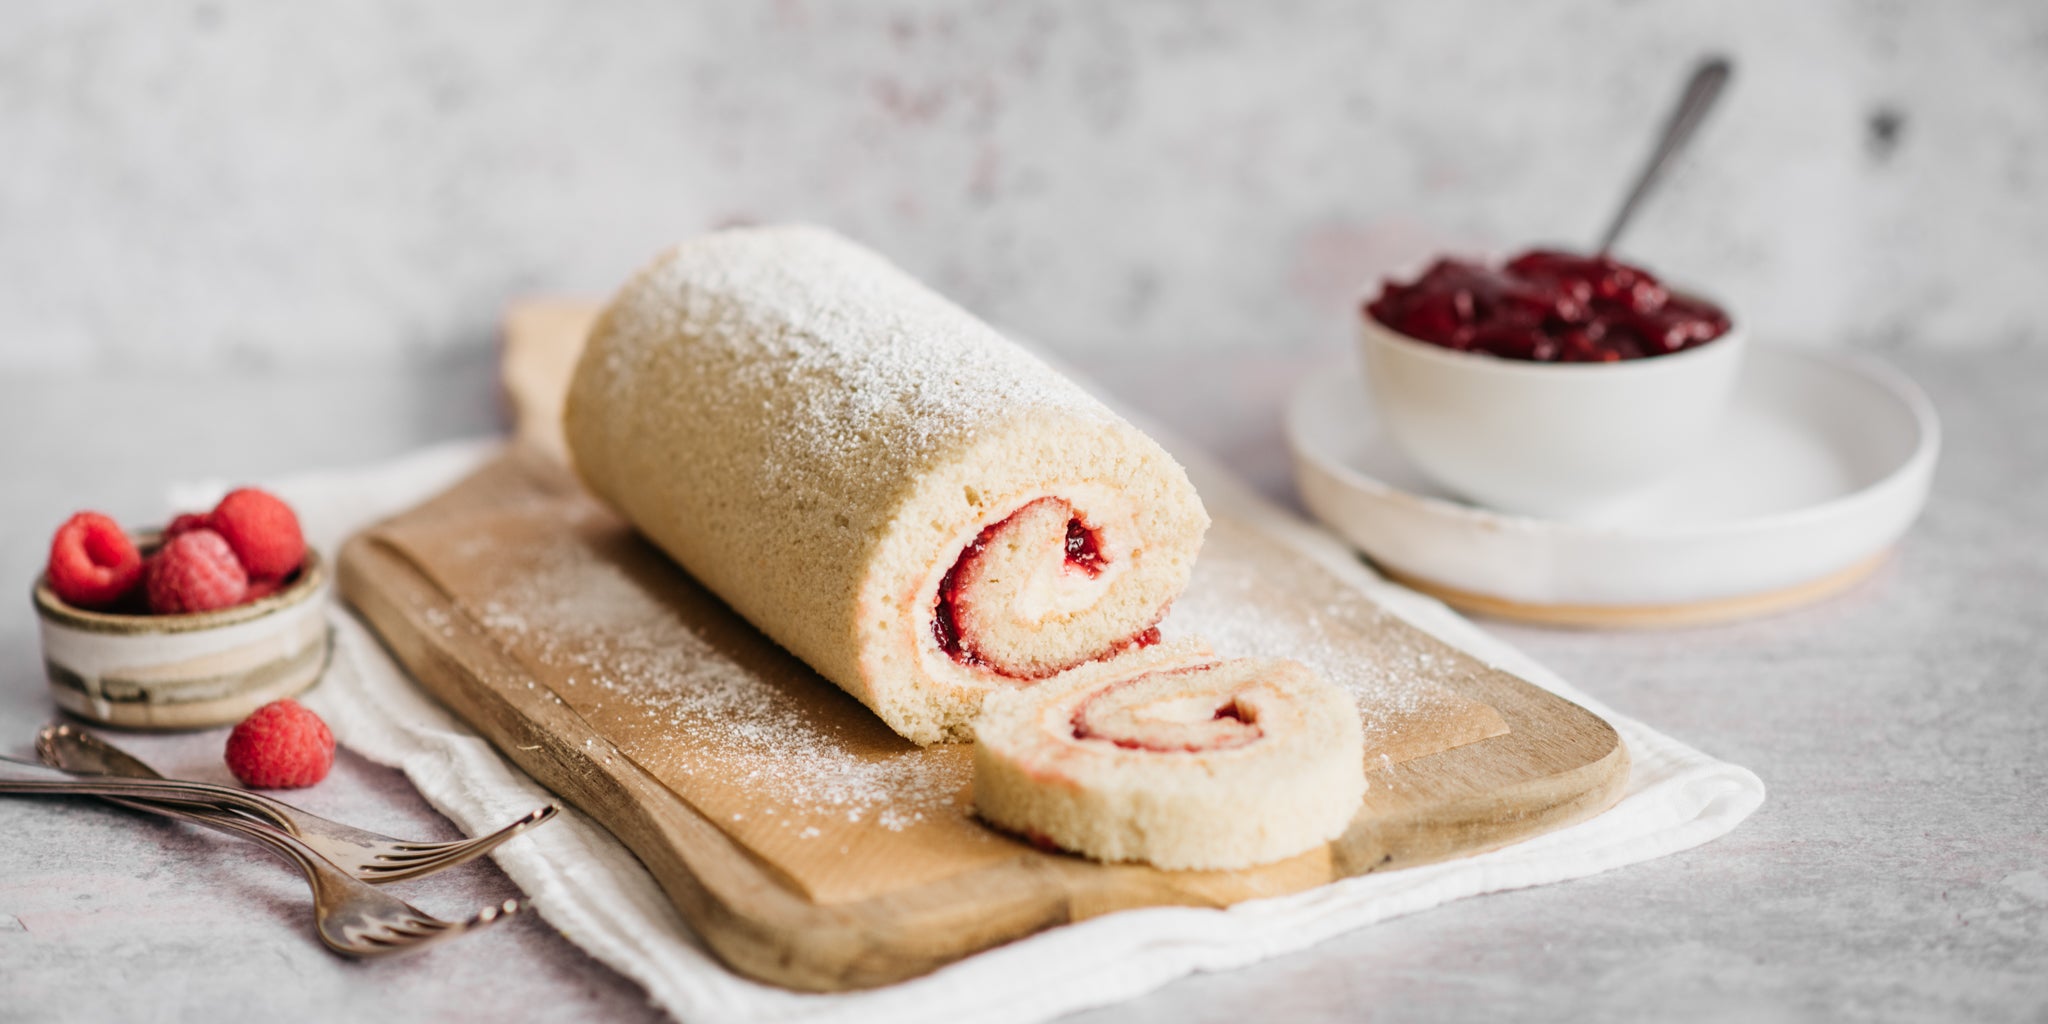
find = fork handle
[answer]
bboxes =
[144,800,344,884]
[0,774,292,823]
[0,771,297,832]
[2,777,342,881]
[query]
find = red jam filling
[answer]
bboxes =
[1064,517,1104,576]
[1068,664,1265,753]
[1020,827,1067,853]
[932,500,1154,677]
[1365,249,1731,362]
[931,526,992,665]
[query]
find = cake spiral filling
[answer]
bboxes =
[972,646,1368,869]
[931,496,1162,681]
[568,227,1209,744]
[1069,663,1265,753]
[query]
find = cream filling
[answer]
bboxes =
[915,480,1144,688]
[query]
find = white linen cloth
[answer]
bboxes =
[176,436,1764,1024]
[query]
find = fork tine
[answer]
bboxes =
[384,805,560,853]
[357,807,560,880]
[355,865,425,879]
[38,725,562,885]
[348,900,521,955]
[96,793,525,960]
[371,847,472,863]
[474,898,524,924]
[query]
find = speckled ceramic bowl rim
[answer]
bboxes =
[32,541,328,635]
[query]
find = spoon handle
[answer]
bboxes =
[1597,56,1734,254]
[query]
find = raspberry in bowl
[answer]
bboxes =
[1358,249,1746,519]
[32,490,332,729]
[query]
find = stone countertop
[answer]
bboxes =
[1,348,2043,1023]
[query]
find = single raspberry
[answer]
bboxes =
[46,512,144,609]
[145,528,249,614]
[208,488,305,580]
[165,512,211,538]
[224,699,334,788]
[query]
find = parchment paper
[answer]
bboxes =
[369,449,1507,905]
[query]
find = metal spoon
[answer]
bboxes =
[1597,56,1734,254]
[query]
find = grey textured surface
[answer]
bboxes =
[0,361,655,1022]
[0,348,2042,1022]
[4,3,2046,1016]
[1083,349,2048,1023]
[5,0,2048,376]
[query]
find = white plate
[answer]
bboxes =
[1287,346,1940,626]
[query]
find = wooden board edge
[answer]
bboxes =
[499,298,599,462]
[1346,722,1630,876]
[339,527,1634,991]
[339,533,1087,990]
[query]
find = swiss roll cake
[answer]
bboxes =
[564,225,1209,745]
[972,641,1367,869]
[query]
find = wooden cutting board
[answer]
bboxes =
[334,303,1629,991]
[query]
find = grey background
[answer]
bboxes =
[2,3,2045,1022]
[5,0,2047,376]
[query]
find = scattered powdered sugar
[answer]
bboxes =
[1164,525,1481,749]
[435,530,970,835]
[412,503,1484,841]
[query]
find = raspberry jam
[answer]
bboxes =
[1365,249,1731,362]
[1063,517,1105,576]
[932,499,1154,677]
[1068,664,1264,753]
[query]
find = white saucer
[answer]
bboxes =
[1287,347,1940,627]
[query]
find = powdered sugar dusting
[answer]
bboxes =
[1164,523,1493,752]
[596,225,1114,500]
[431,526,970,835]
[388,451,1497,872]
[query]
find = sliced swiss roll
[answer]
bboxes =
[973,642,1367,870]
[564,225,1209,745]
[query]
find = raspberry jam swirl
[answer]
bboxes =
[1068,663,1265,754]
[970,650,1364,869]
[931,496,1161,680]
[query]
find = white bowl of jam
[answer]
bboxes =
[1359,249,1745,520]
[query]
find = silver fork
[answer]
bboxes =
[102,793,523,957]
[33,722,559,883]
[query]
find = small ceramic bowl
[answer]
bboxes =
[33,538,332,730]
[1357,308,1747,520]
